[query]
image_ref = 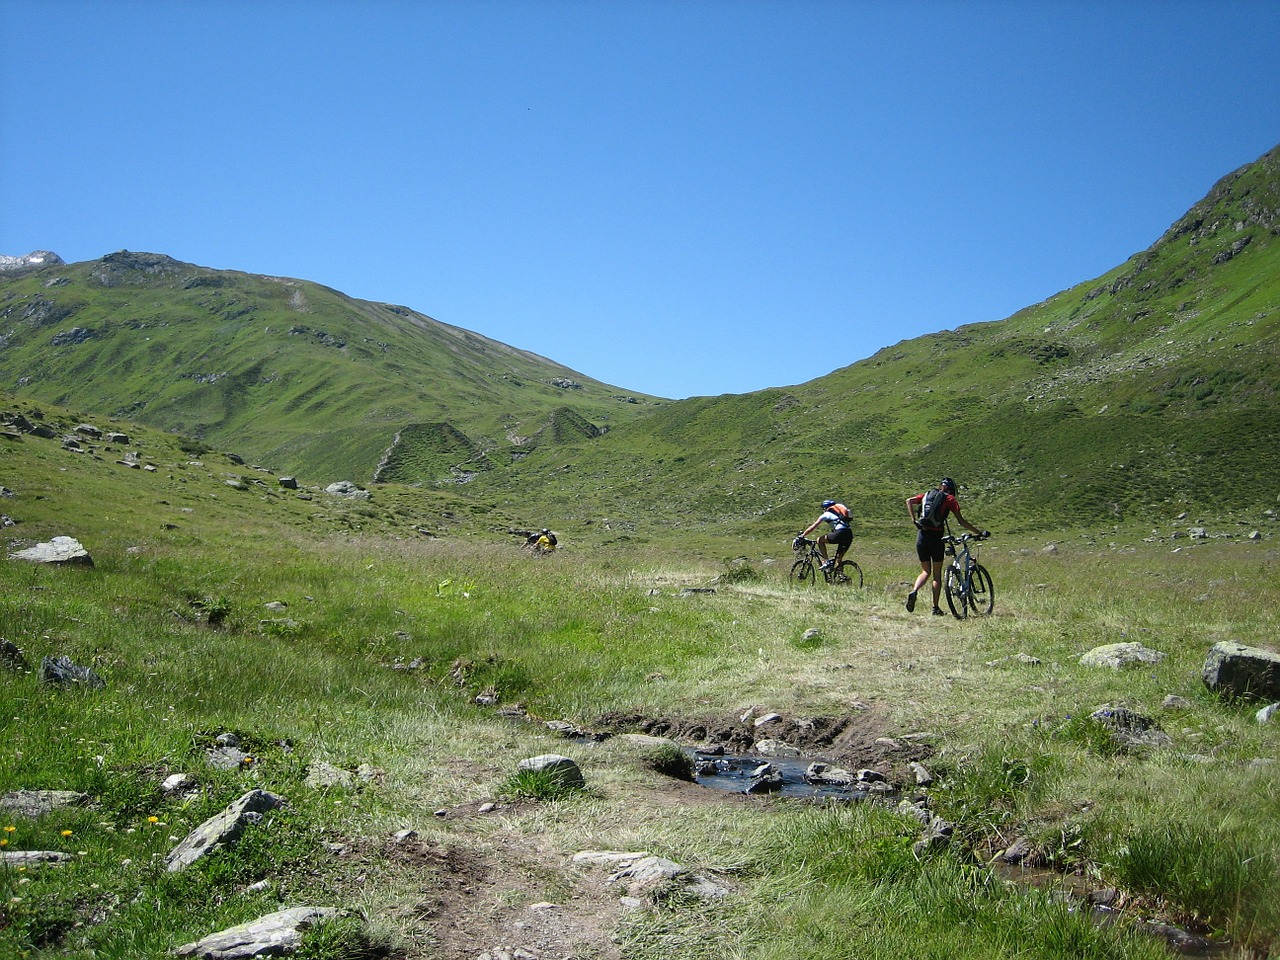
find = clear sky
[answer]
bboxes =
[2,1,1277,399]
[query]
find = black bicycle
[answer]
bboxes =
[789,537,863,588]
[942,533,994,619]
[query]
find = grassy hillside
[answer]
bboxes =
[0,253,661,482]
[468,144,1280,539]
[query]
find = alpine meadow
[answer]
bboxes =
[0,146,1277,960]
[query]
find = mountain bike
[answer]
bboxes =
[942,533,994,618]
[789,537,863,588]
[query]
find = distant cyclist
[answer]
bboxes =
[905,478,987,615]
[525,528,558,554]
[796,500,853,573]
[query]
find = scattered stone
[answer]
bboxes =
[161,773,196,796]
[305,761,355,790]
[0,639,29,671]
[1079,642,1165,670]
[745,762,783,793]
[166,789,286,872]
[9,535,93,566]
[1202,641,1280,701]
[73,423,102,439]
[909,761,935,786]
[754,738,802,757]
[985,653,1042,667]
[324,480,370,499]
[278,476,299,489]
[516,754,585,789]
[0,850,73,867]
[1257,703,1280,724]
[263,600,289,612]
[1090,705,1173,752]
[804,762,855,787]
[0,789,89,818]
[1160,694,1191,711]
[995,836,1044,866]
[173,906,344,959]
[40,655,105,689]
[913,815,955,856]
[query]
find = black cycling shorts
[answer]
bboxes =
[824,526,853,549]
[916,528,945,563]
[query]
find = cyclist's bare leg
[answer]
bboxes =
[816,534,831,563]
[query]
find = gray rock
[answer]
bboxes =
[1202,641,1280,701]
[516,754,585,788]
[1079,642,1165,670]
[278,476,299,489]
[40,655,105,689]
[1,850,73,867]
[1090,705,1173,752]
[0,789,89,818]
[9,535,93,566]
[173,906,343,958]
[1257,703,1280,724]
[166,789,286,871]
[324,481,370,499]
[305,761,355,790]
[0,639,29,672]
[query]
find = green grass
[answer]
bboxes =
[2,414,1278,957]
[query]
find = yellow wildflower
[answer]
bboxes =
[60,829,73,837]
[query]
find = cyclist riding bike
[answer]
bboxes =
[796,499,853,573]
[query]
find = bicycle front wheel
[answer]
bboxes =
[789,558,816,586]
[969,564,994,615]
[944,564,967,619]
[833,560,863,588]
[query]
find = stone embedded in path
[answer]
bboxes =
[173,906,343,959]
[9,535,93,566]
[166,789,286,872]
[1202,641,1280,701]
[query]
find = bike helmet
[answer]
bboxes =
[940,478,957,494]
[541,528,550,534]
[821,499,836,509]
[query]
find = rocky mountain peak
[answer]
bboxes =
[0,250,64,272]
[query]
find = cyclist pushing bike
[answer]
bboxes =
[905,478,988,616]
[796,499,854,574]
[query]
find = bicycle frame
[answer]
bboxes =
[789,537,863,588]
[942,533,994,618]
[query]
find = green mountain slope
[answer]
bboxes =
[0,252,661,481]
[466,144,1280,537]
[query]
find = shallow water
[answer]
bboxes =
[690,749,892,801]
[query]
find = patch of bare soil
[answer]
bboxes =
[345,831,627,960]
[340,708,934,959]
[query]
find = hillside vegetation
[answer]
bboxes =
[0,253,660,483]
[473,144,1280,538]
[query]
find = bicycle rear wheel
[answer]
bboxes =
[970,564,994,615]
[789,558,816,586]
[944,564,967,619]
[833,560,863,588]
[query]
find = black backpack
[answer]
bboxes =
[919,489,947,529]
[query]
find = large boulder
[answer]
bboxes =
[9,536,93,566]
[1202,641,1280,701]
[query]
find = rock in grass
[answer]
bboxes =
[0,789,88,818]
[1202,641,1280,701]
[1078,642,1165,670]
[40,655,105,689]
[173,906,343,958]
[9,535,93,566]
[516,754,585,788]
[166,789,286,872]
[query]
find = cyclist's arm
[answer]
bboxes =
[905,494,922,524]
[951,508,983,536]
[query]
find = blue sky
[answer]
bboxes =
[2,1,1277,399]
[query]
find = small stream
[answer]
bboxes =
[689,748,896,801]
[688,748,1232,957]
